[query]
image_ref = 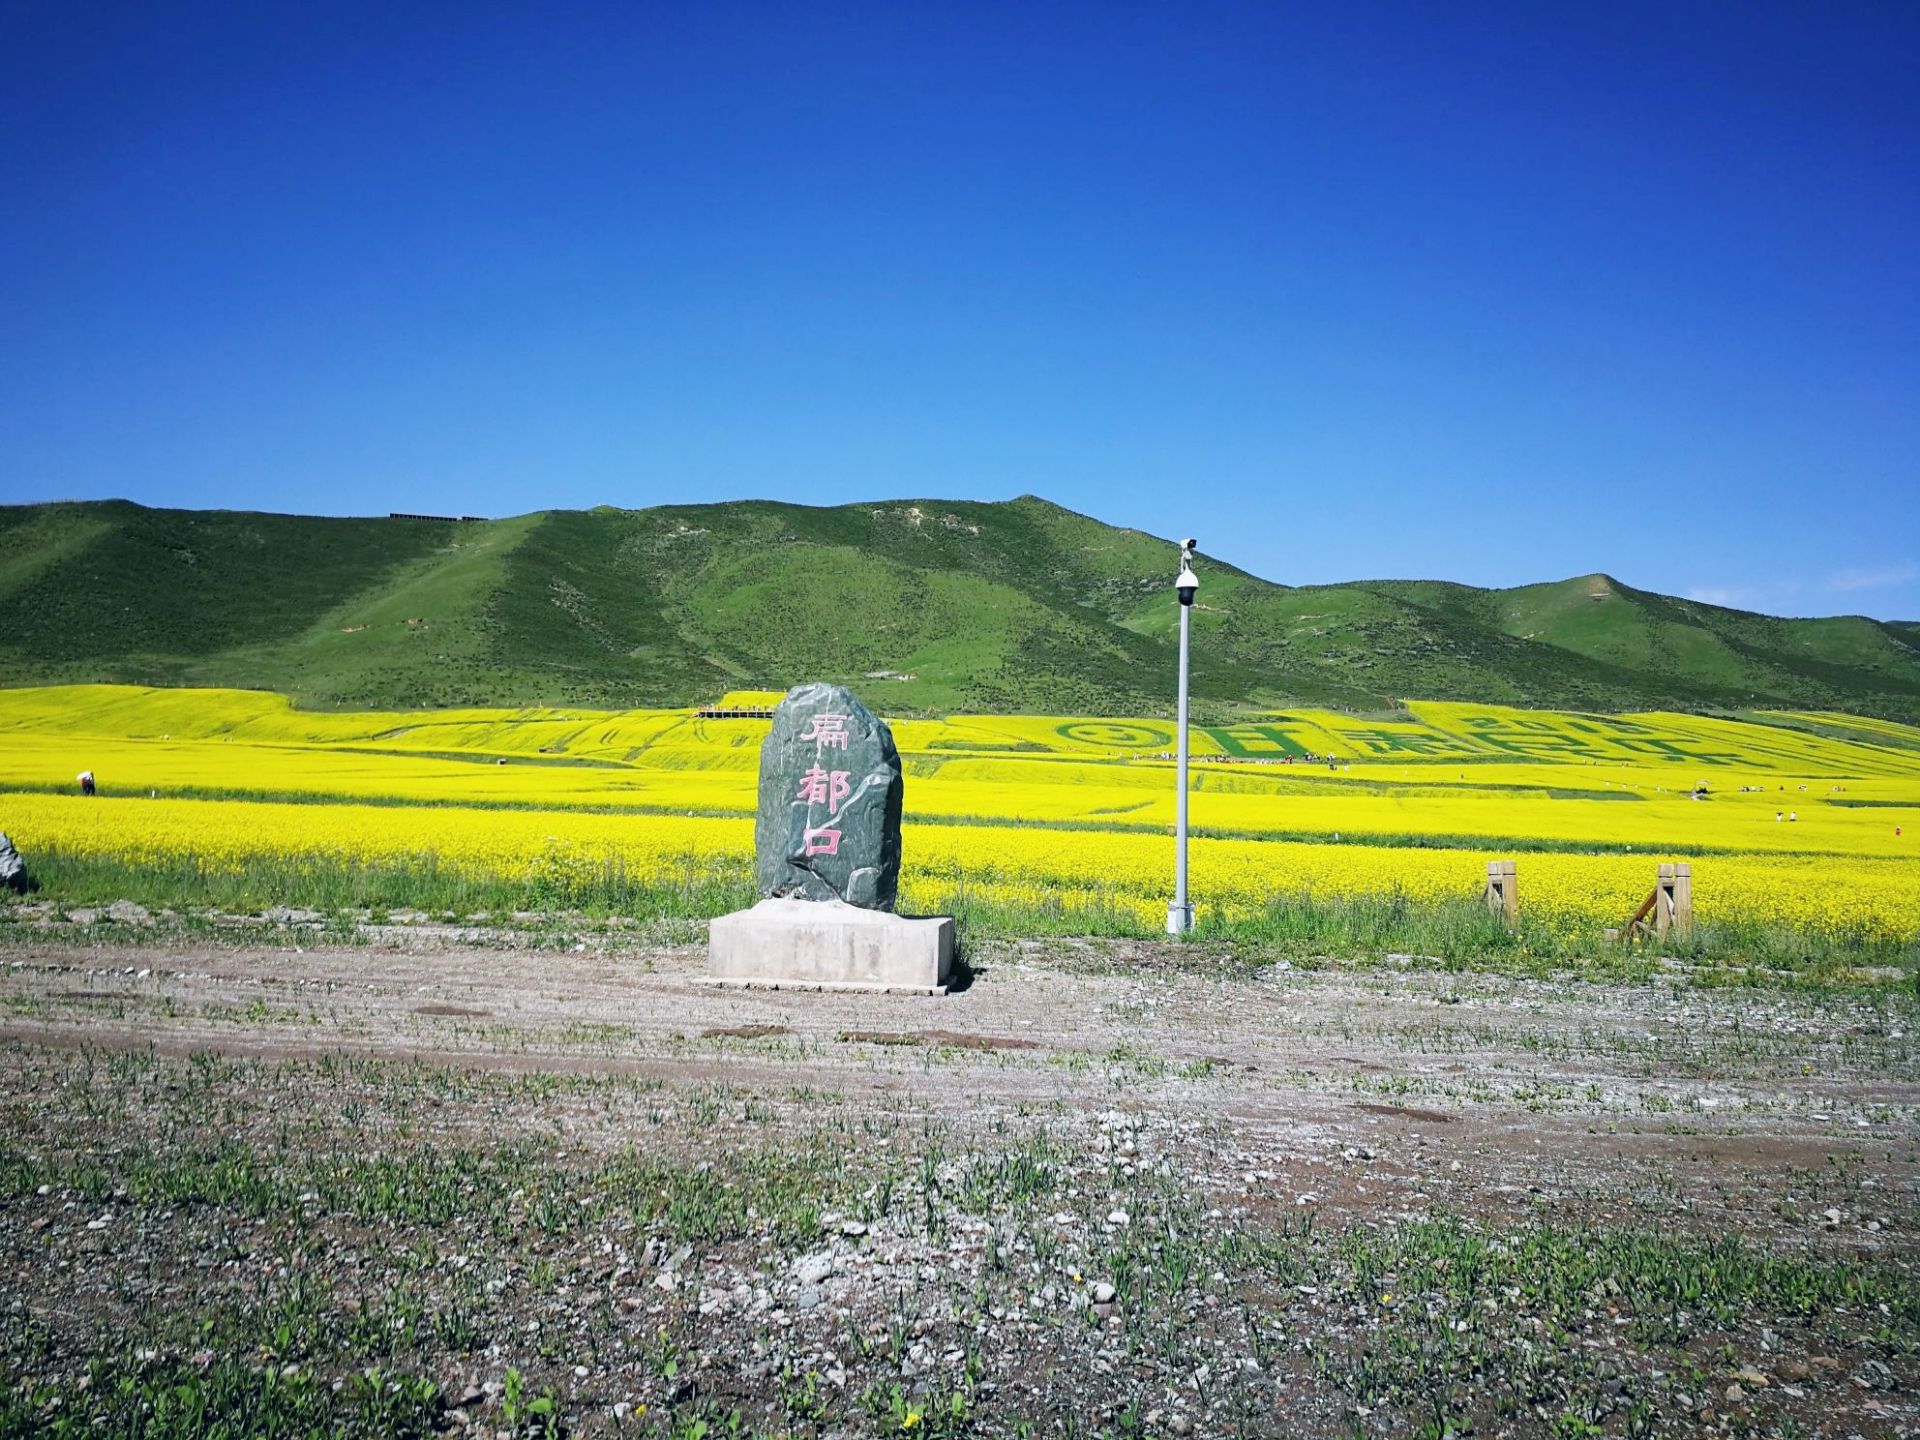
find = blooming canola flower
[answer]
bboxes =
[0,685,1914,941]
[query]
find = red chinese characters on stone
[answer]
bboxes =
[755,684,902,908]
[796,760,852,857]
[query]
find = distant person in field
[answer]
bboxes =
[77,770,95,796]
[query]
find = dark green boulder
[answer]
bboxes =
[754,683,902,909]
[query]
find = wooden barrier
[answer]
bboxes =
[1655,862,1693,939]
[1610,862,1693,943]
[1483,859,1518,926]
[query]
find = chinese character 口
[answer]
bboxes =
[803,713,850,751]
[802,827,841,856]
[795,764,852,814]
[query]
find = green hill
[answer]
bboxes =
[2,496,1916,719]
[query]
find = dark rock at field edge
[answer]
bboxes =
[754,683,903,910]
[0,832,34,894]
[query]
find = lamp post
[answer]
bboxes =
[1168,539,1198,935]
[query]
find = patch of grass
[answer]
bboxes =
[9,847,1911,991]
[0,1354,443,1440]
[9,849,754,919]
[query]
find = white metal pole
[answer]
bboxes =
[1170,596,1192,934]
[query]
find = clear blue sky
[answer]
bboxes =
[3,1,1915,619]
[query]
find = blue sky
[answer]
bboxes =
[2,1,1915,619]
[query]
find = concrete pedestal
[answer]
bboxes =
[705,898,953,995]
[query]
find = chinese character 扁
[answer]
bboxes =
[803,713,850,751]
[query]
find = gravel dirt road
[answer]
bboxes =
[2,924,1915,1437]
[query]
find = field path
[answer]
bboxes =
[4,932,1914,1255]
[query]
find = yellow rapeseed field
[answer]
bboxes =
[2,685,1916,939]
[4,790,1913,940]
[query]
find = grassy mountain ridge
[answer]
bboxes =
[2,496,1916,719]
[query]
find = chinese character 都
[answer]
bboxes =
[795,764,852,814]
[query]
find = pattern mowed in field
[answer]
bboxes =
[1,685,1916,941]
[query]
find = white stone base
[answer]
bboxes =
[706,898,953,994]
[695,977,949,997]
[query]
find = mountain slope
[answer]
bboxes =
[2,496,1916,719]
[1354,573,1920,712]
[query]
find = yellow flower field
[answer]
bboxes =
[1,685,1917,940]
[6,792,1915,941]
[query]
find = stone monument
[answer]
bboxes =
[707,683,953,993]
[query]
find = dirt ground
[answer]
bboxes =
[2,921,1916,1437]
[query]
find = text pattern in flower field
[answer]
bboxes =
[1,686,1915,939]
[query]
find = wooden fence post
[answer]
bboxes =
[1655,862,1693,940]
[1483,859,1518,926]
[1625,862,1695,944]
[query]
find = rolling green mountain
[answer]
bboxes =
[3,496,1916,720]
